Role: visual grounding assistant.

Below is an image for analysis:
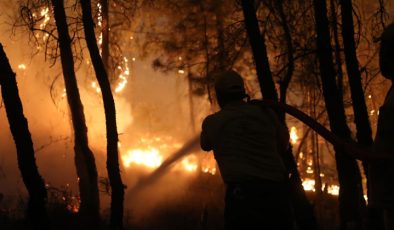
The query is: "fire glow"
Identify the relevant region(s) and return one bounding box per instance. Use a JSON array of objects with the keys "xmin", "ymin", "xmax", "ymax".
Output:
[
  {"xmin": 302, "ymin": 178, "xmax": 340, "ymax": 196},
  {"xmin": 119, "ymin": 137, "xmax": 216, "ymax": 175},
  {"xmin": 122, "ymin": 147, "xmax": 163, "ymax": 168}
]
